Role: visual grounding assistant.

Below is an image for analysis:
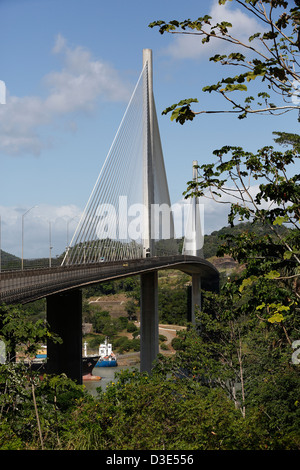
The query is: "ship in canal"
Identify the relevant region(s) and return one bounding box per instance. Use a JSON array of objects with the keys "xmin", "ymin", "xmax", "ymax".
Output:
[{"xmin": 95, "ymin": 337, "xmax": 117, "ymax": 367}]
